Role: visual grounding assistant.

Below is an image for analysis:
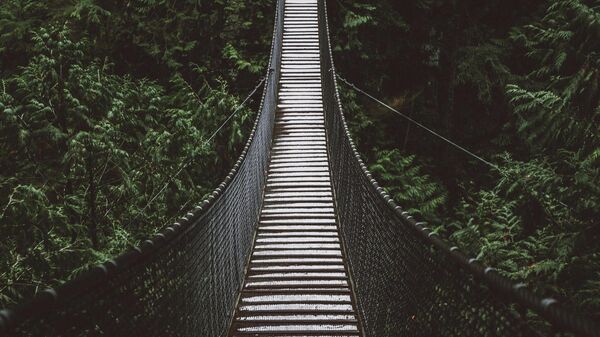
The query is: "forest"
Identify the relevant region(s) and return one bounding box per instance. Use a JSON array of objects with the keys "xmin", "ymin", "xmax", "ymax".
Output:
[{"xmin": 0, "ymin": 0, "xmax": 598, "ymax": 323}]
